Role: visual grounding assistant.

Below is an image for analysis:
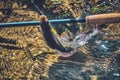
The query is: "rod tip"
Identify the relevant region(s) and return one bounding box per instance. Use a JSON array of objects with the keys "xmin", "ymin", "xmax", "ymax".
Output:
[{"xmin": 39, "ymin": 15, "xmax": 48, "ymax": 22}]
